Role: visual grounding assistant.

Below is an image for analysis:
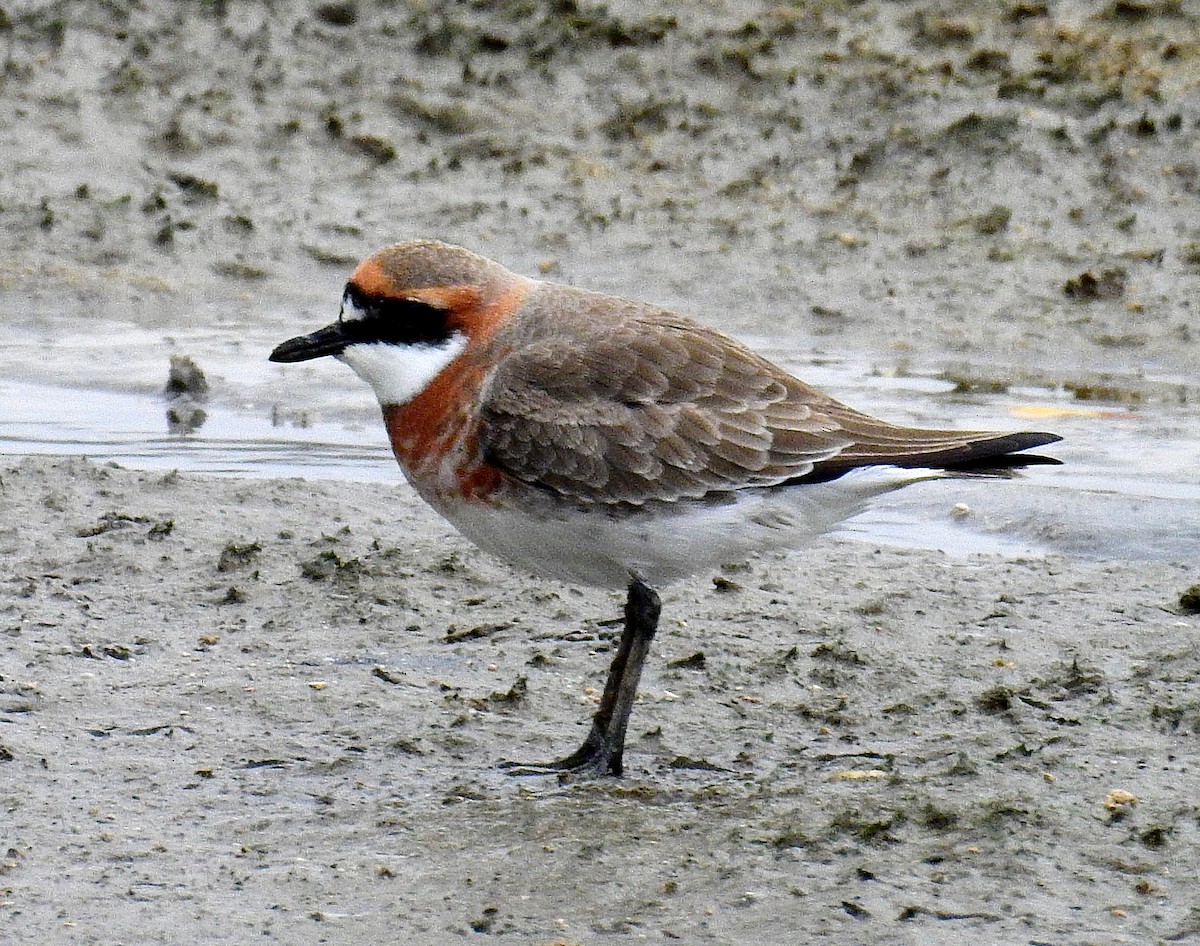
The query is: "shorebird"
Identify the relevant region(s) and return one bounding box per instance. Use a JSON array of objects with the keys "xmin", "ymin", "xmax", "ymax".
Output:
[{"xmin": 270, "ymin": 240, "xmax": 1060, "ymax": 775}]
